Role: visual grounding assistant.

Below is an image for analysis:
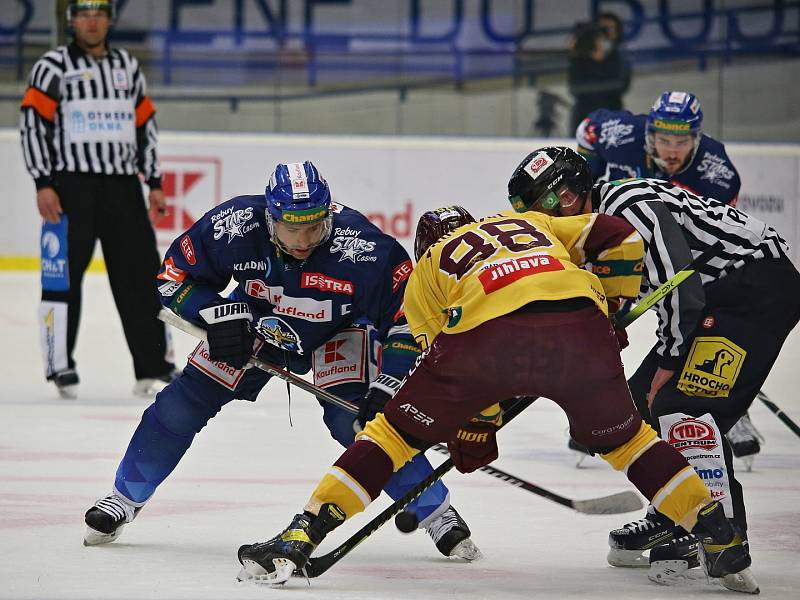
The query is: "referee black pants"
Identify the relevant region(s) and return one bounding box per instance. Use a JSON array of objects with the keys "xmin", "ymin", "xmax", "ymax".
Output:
[
  {"xmin": 40, "ymin": 173, "xmax": 174, "ymax": 381},
  {"xmin": 629, "ymin": 255, "xmax": 800, "ymax": 534}
]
